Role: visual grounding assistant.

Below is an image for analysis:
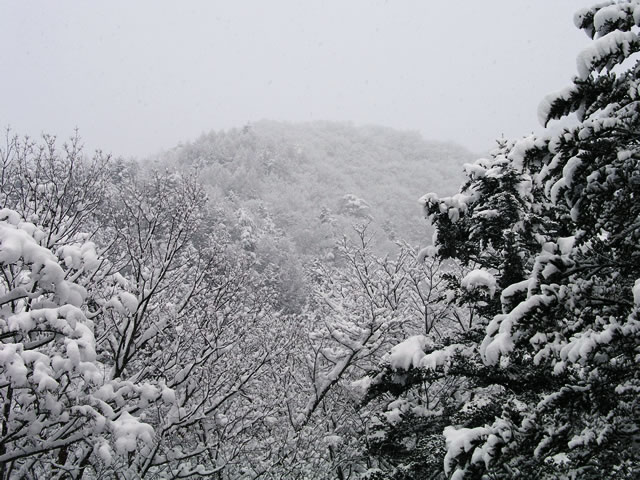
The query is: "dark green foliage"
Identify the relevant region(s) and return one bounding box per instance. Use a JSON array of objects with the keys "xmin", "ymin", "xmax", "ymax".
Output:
[{"xmin": 361, "ymin": 2, "xmax": 640, "ymax": 478}]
